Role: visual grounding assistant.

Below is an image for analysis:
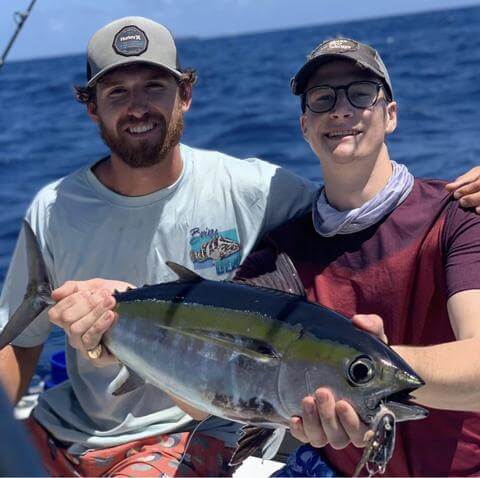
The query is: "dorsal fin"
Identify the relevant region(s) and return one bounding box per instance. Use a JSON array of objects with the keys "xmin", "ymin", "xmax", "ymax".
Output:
[
  {"xmin": 165, "ymin": 261, "xmax": 203, "ymax": 282},
  {"xmin": 235, "ymin": 252, "xmax": 306, "ymax": 297}
]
